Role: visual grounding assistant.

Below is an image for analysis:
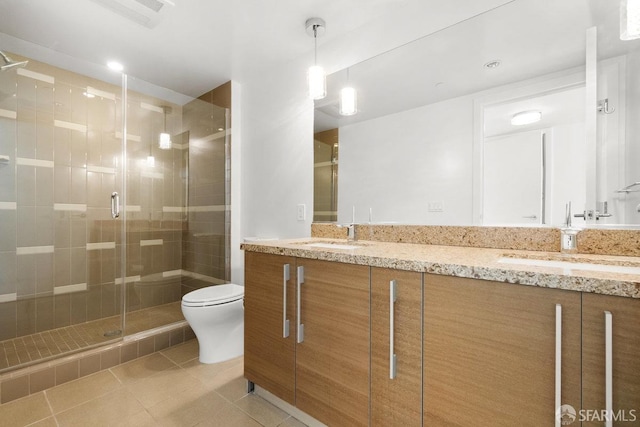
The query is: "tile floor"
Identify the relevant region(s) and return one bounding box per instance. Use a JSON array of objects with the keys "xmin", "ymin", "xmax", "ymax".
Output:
[
  {"xmin": 0, "ymin": 339, "xmax": 304, "ymax": 427},
  {"xmin": 1, "ymin": 302, "xmax": 184, "ymax": 371}
]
